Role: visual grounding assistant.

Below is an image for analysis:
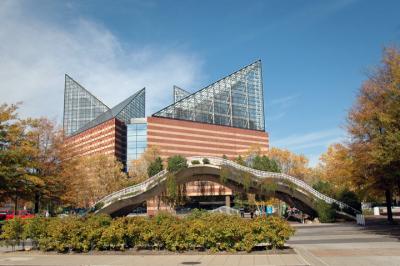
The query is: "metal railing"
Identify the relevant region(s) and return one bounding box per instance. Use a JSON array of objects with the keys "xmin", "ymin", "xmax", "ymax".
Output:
[
  {"xmin": 93, "ymin": 156, "xmax": 359, "ymax": 215},
  {"xmin": 95, "ymin": 169, "xmax": 168, "ymax": 210},
  {"xmin": 188, "ymin": 156, "xmax": 360, "ymax": 215}
]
